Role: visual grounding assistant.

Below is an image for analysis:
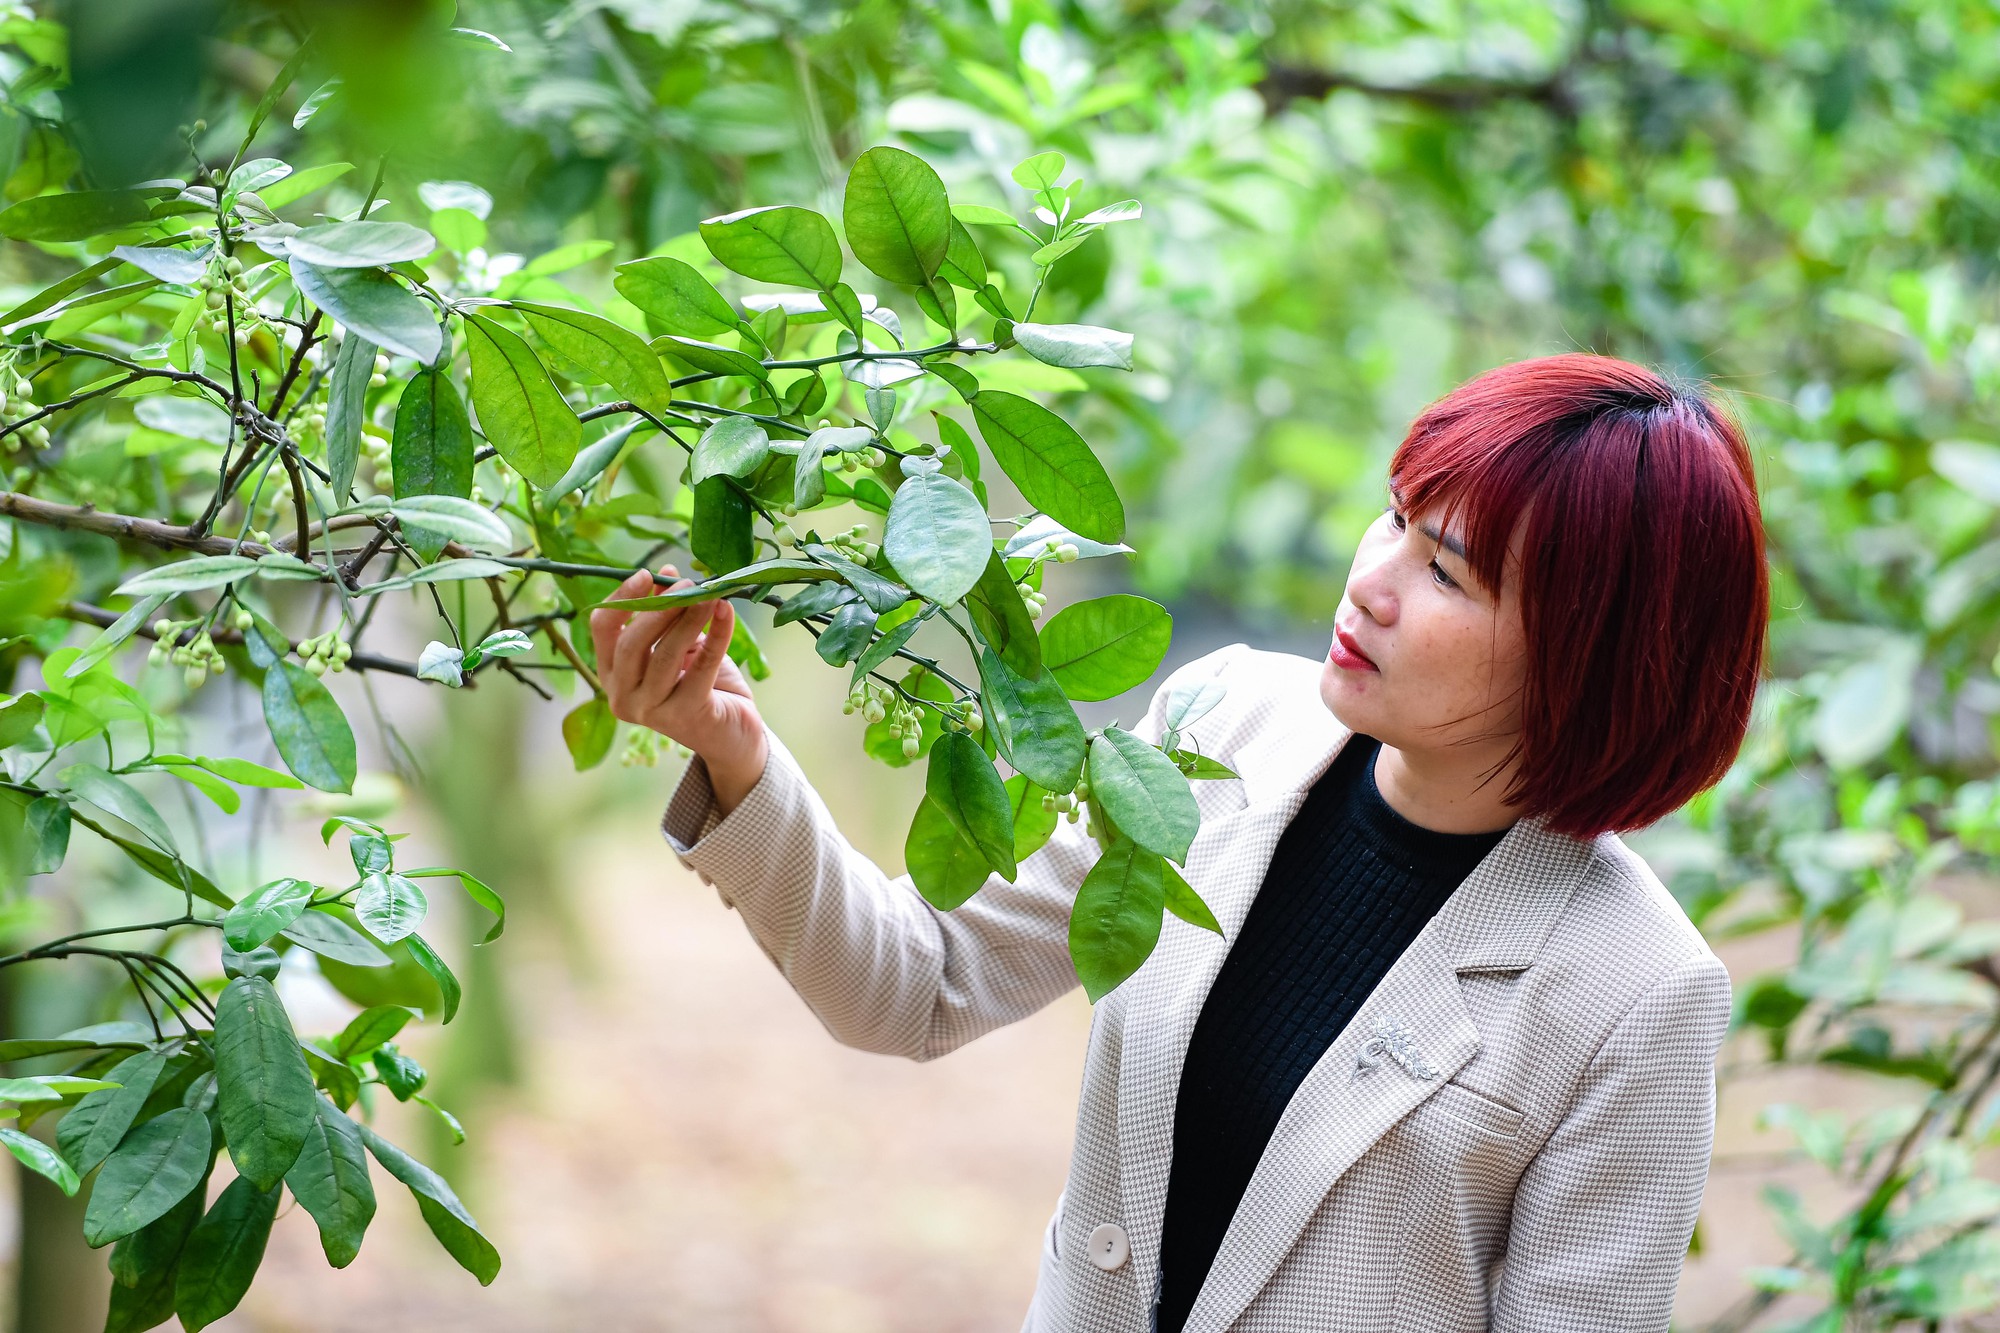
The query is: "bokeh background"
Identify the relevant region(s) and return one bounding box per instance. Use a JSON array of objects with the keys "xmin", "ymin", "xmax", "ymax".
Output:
[{"xmin": 12, "ymin": 0, "xmax": 2000, "ymax": 1327}]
